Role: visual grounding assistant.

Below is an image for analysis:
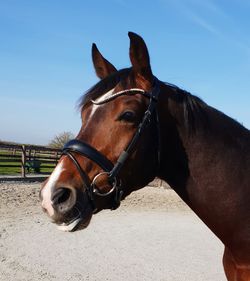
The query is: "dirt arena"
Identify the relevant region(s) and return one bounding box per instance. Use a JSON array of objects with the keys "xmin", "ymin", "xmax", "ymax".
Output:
[{"xmin": 0, "ymin": 182, "xmax": 226, "ymax": 281}]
